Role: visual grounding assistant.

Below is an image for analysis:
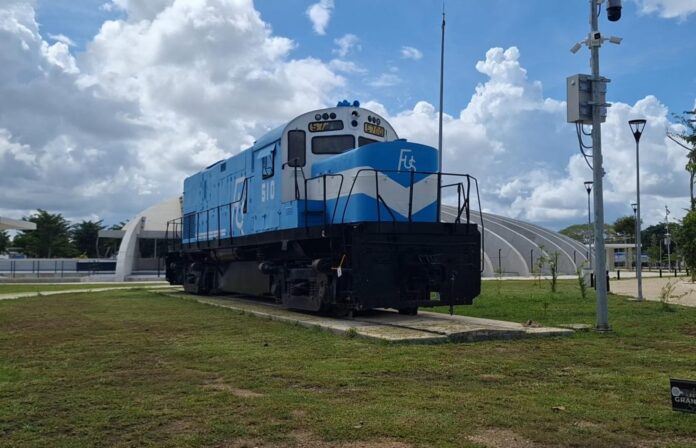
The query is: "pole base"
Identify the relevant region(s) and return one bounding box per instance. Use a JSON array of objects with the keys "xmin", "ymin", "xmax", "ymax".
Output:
[{"xmin": 594, "ymin": 325, "xmax": 613, "ymax": 333}]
